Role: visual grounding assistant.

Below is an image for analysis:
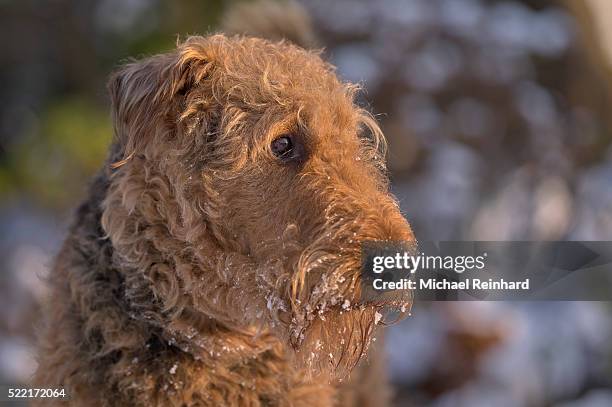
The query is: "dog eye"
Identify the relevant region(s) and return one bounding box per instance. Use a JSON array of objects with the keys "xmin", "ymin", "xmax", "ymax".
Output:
[{"xmin": 271, "ymin": 135, "xmax": 294, "ymax": 159}]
